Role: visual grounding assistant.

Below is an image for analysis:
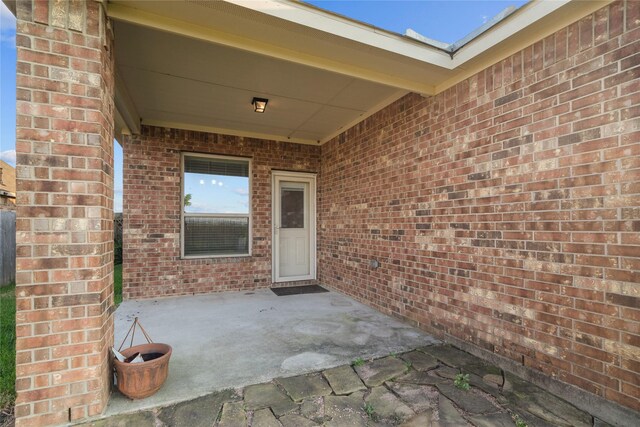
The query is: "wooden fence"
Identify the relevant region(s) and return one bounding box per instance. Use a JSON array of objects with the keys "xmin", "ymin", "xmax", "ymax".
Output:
[
  {"xmin": 0, "ymin": 210, "xmax": 16, "ymax": 286},
  {"xmin": 0, "ymin": 212, "xmax": 122, "ymax": 285},
  {"xmin": 114, "ymin": 213, "xmax": 122, "ymax": 264}
]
